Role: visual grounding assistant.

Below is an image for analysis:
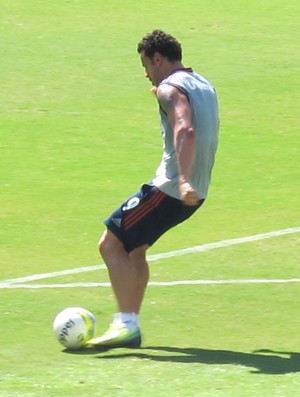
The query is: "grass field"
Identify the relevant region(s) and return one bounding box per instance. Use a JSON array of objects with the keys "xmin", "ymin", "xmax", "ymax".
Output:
[{"xmin": 1, "ymin": 0, "xmax": 300, "ymax": 396}]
